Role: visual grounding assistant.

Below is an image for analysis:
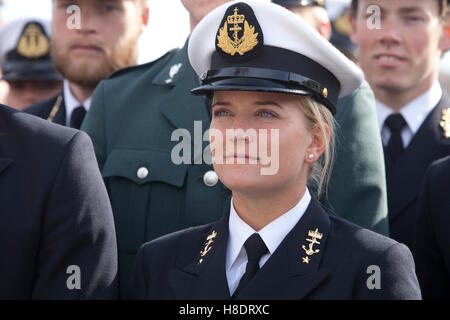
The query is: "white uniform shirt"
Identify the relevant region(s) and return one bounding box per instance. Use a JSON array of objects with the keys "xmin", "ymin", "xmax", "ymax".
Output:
[
  {"xmin": 225, "ymin": 189, "xmax": 311, "ymax": 295},
  {"xmin": 63, "ymin": 80, "xmax": 92, "ymax": 127},
  {"xmin": 377, "ymin": 81, "xmax": 442, "ymax": 149}
]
